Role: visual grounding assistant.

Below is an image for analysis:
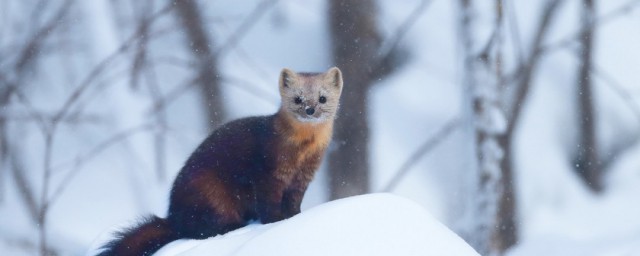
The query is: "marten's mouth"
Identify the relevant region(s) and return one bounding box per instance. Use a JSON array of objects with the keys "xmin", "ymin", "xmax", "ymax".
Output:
[{"xmin": 295, "ymin": 113, "xmax": 327, "ymax": 123}]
